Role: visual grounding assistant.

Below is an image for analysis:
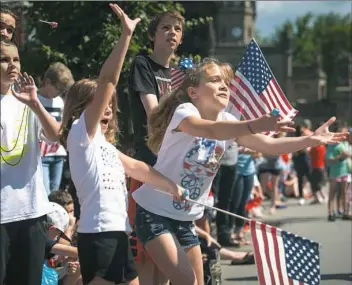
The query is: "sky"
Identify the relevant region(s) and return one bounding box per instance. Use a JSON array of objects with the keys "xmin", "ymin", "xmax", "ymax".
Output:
[{"xmin": 256, "ymin": 1, "xmax": 352, "ymax": 37}]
